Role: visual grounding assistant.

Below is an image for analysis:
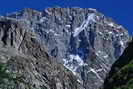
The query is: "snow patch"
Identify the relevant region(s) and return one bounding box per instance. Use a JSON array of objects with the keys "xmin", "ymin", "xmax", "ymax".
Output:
[
  {"xmin": 87, "ymin": 68, "xmax": 103, "ymax": 82},
  {"xmin": 105, "ymin": 21, "xmax": 115, "ymax": 27},
  {"xmin": 77, "ymin": 79, "xmax": 82, "ymax": 83},
  {"xmin": 108, "ymin": 31, "xmax": 113, "ymax": 34},
  {"xmin": 108, "ymin": 22, "xmax": 115, "ymax": 27},
  {"xmin": 120, "ymin": 33, "xmax": 124, "ymax": 36},
  {"xmin": 88, "ymin": 8, "xmax": 97, "ymax": 12},
  {"xmin": 116, "ymin": 34, "xmax": 119, "ymax": 37},
  {"xmin": 48, "ymin": 29, "xmax": 59, "ymax": 36},
  {"xmin": 96, "ymin": 51, "xmax": 102, "ymax": 56},
  {"xmin": 120, "ymin": 40, "xmax": 124, "ymax": 48},
  {"xmin": 96, "ymin": 50, "xmax": 109, "ymax": 59},
  {"xmin": 98, "ymin": 32, "xmax": 103, "ymax": 35},
  {"xmin": 63, "ymin": 54, "xmax": 85, "ymax": 75},
  {"xmin": 73, "ymin": 14, "xmax": 96, "ymax": 37},
  {"xmin": 65, "ymin": 25, "xmax": 71, "ymax": 28},
  {"xmin": 69, "ymin": 55, "xmax": 84, "ymax": 66},
  {"xmin": 40, "ymin": 17, "xmax": 47, "ymax": 23},
  {"xmin": 103, "ymin": 55, "xmax": 109, "ymax": 58}
]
